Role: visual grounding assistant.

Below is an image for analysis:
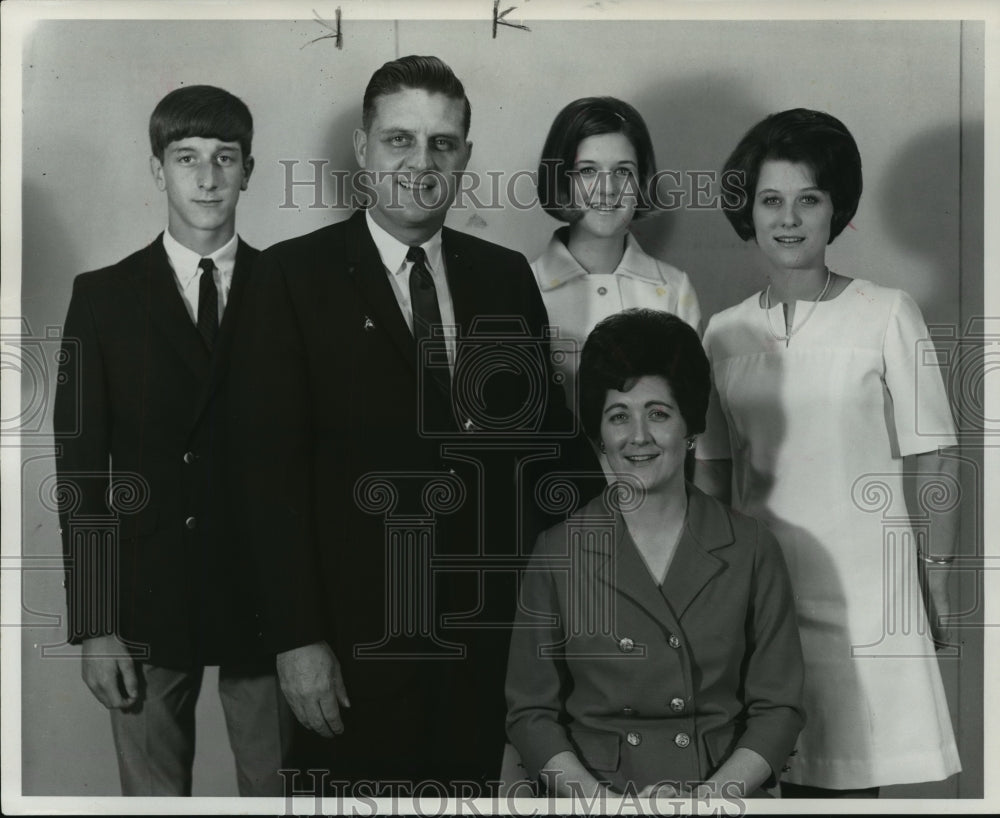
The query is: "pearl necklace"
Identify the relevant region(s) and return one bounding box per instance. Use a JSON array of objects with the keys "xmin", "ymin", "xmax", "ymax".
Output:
[{"xmin": 764, "ymin": 267, "xmax": 833, "ymax": 343}]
